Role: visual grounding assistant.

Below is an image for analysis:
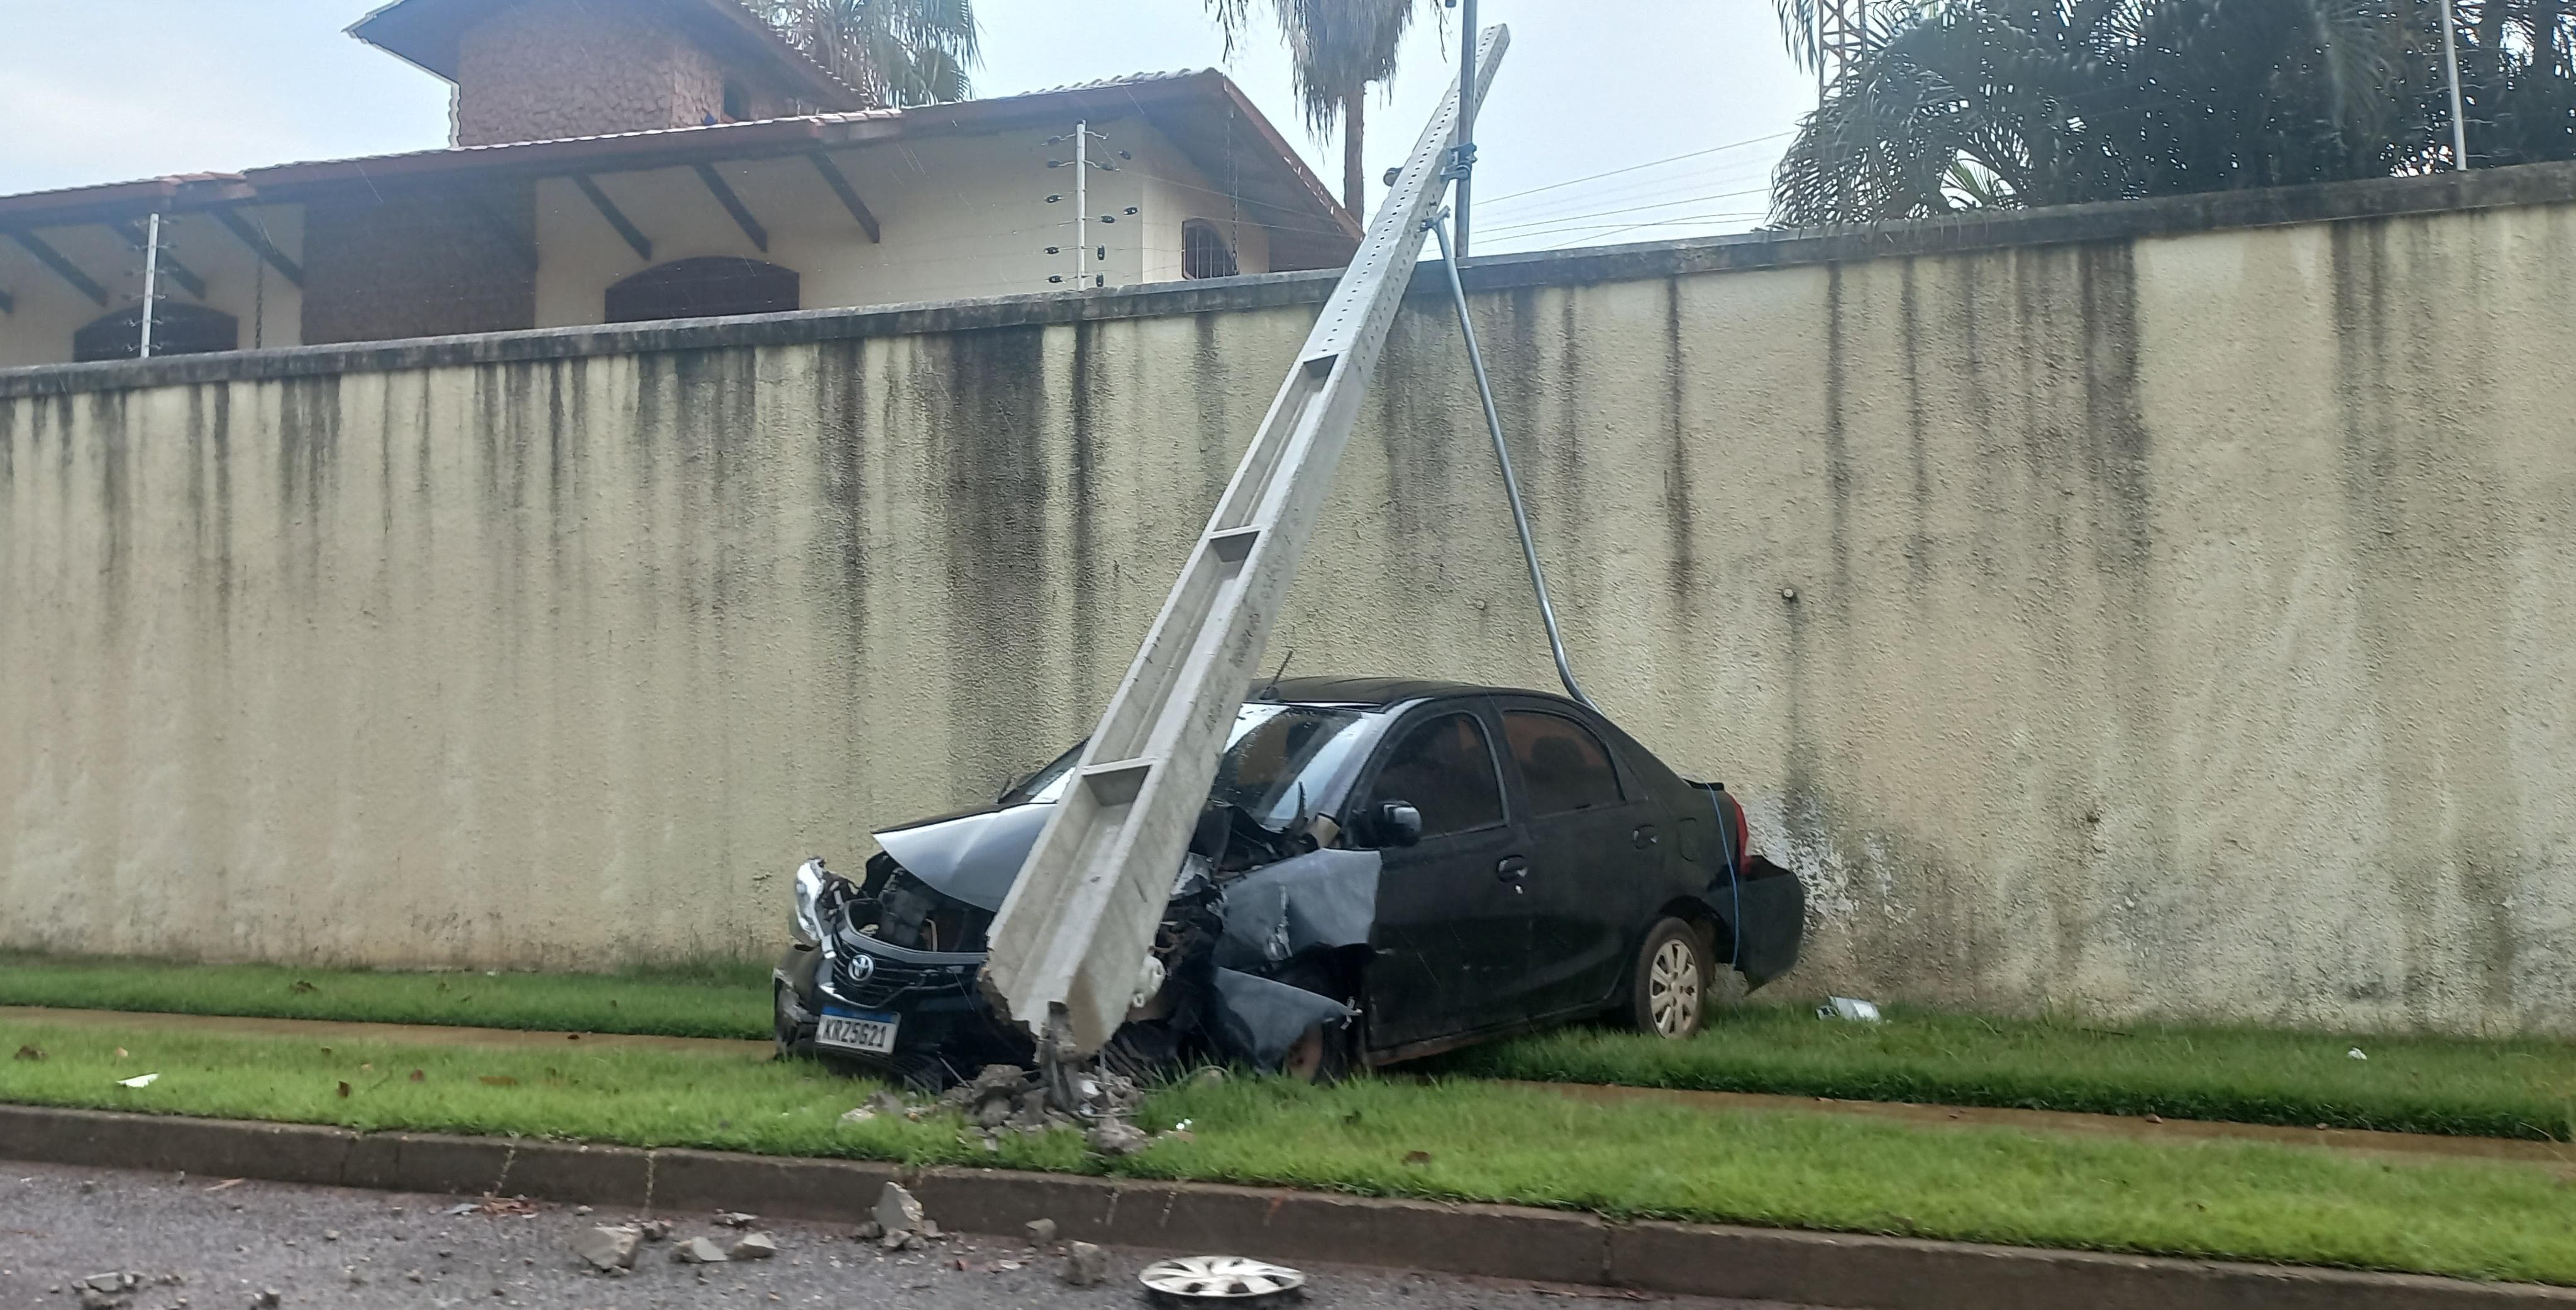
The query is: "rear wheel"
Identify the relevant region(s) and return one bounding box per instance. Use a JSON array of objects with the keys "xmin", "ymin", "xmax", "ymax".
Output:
[{"xmin": 1629, "ymin": 918, "xmax": 1709, "ymax": 1040}]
